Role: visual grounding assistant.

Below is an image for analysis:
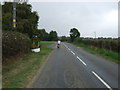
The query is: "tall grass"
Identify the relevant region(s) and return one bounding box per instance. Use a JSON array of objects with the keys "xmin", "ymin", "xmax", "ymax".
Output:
[{"xmin": 72, "ymin": 42, "xmax": 119, "ymax": 63}]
